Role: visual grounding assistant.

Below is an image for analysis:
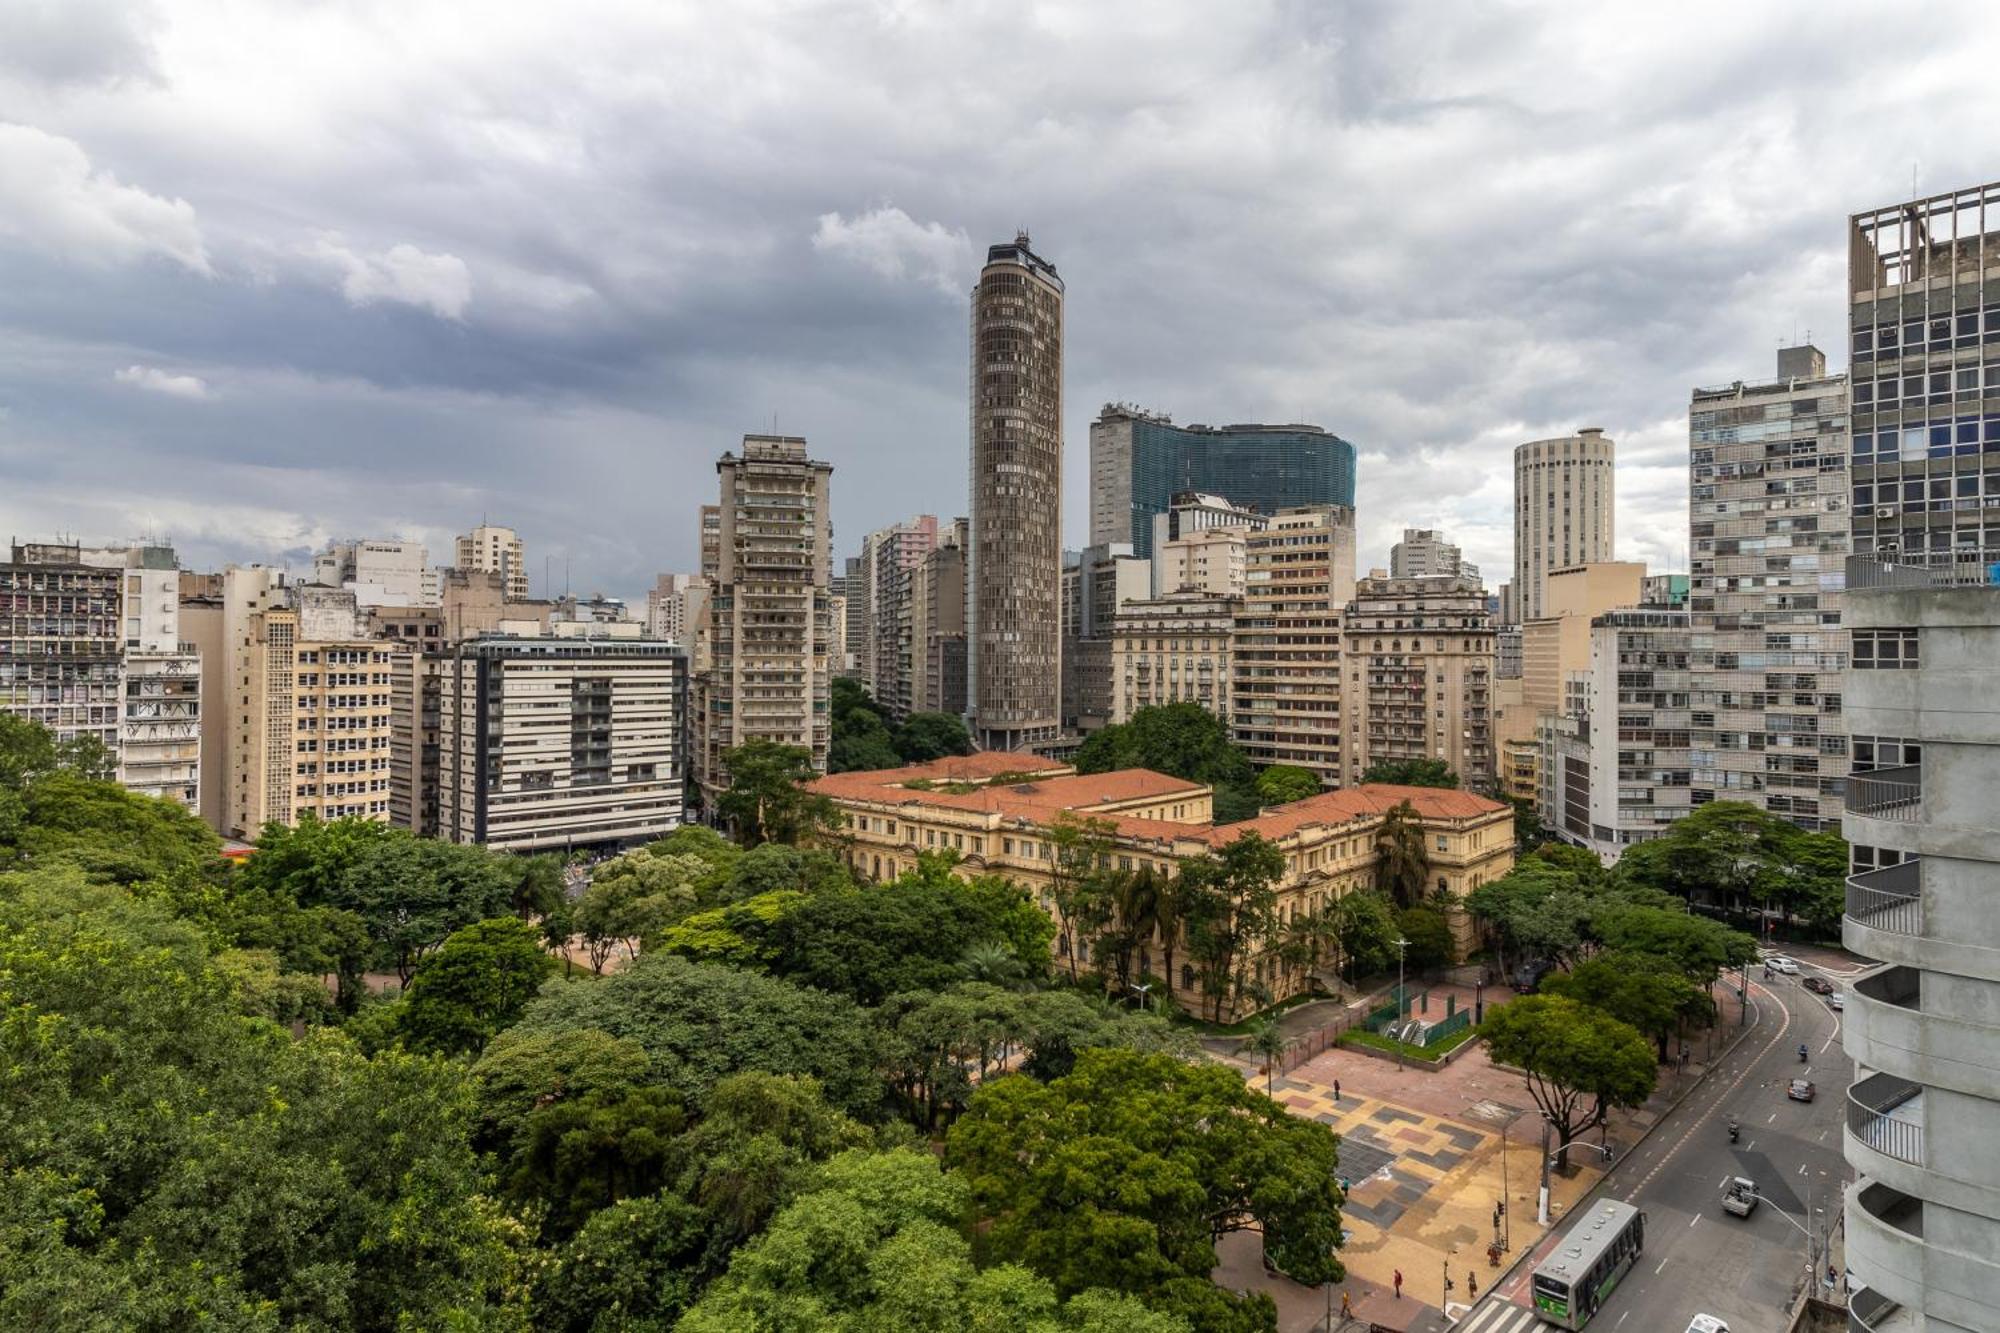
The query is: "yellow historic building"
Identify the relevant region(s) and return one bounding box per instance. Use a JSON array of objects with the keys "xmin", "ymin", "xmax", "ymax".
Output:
[{"xmin": 808, "ymin": 751, "xmax": 1515, "ymax": 1018}]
